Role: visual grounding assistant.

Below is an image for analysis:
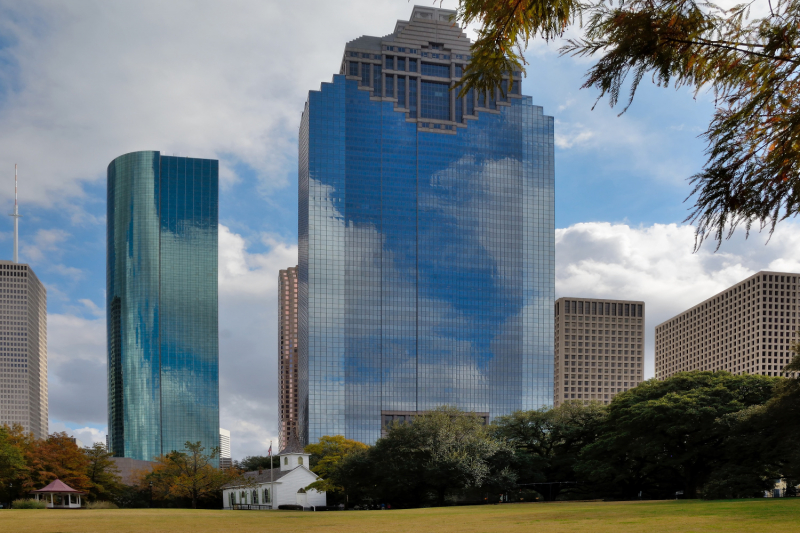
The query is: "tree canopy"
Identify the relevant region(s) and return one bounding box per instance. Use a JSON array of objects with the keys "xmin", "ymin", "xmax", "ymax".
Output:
[
  {"xmin": 308, "ymin": 370, "xmax": 800, "ymax": 506},
  {"xmin": 492, "ymin": 401, "xmax": 606, "ymax": 500},
  {"xmin": 455, "ymin": 0, "xmax": 800, "ymax": 247},
  {"xmin": 83, "ymin": 442, "xmax": 122, "ymax": 502},
  {"xmin": 335, "ymin": 406, "xmax": 510, "ymax": 507},
  {"xmin": 237, "ymin": 455, "xmax": 278, "ymax": 472},
  {"xmin": 143, "ymin": 442, "xmax": 235, "ymax": 509},
  {"xmin": 576, "ymin": 372, "xmax": 778, "ymax": 498},
  {"xmin": 0, "ymin": 425, "xmax": 26, "ymax": 503},
  {"xmin": 0, "ymin": 426, "xmax": 124, "ymax": 505},
  {"xmin": 304, "ymin": 435, "xmax": 369, "ymax": 497}
]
